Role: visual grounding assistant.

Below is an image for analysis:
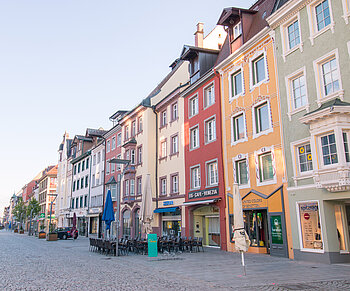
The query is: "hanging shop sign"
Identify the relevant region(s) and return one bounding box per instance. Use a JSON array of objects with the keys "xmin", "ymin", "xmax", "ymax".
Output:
[{"xmin": 188, "ymin": 187, "xmax": 219, "ymax": 200}]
